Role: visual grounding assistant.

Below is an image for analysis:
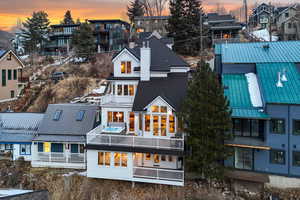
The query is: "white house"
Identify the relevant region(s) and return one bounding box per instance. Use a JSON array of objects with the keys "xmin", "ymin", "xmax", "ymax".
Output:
[
  {"xmin": 0, "ymin": 112, "xmax": 44, "ymax": 161},
  {"xmin": 31, "ymin": 104, "xmax": 100, "ymax": 169},
  {"xmin": 86, "ymin": 36, "xmax": 190, "ymax": 186}
]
